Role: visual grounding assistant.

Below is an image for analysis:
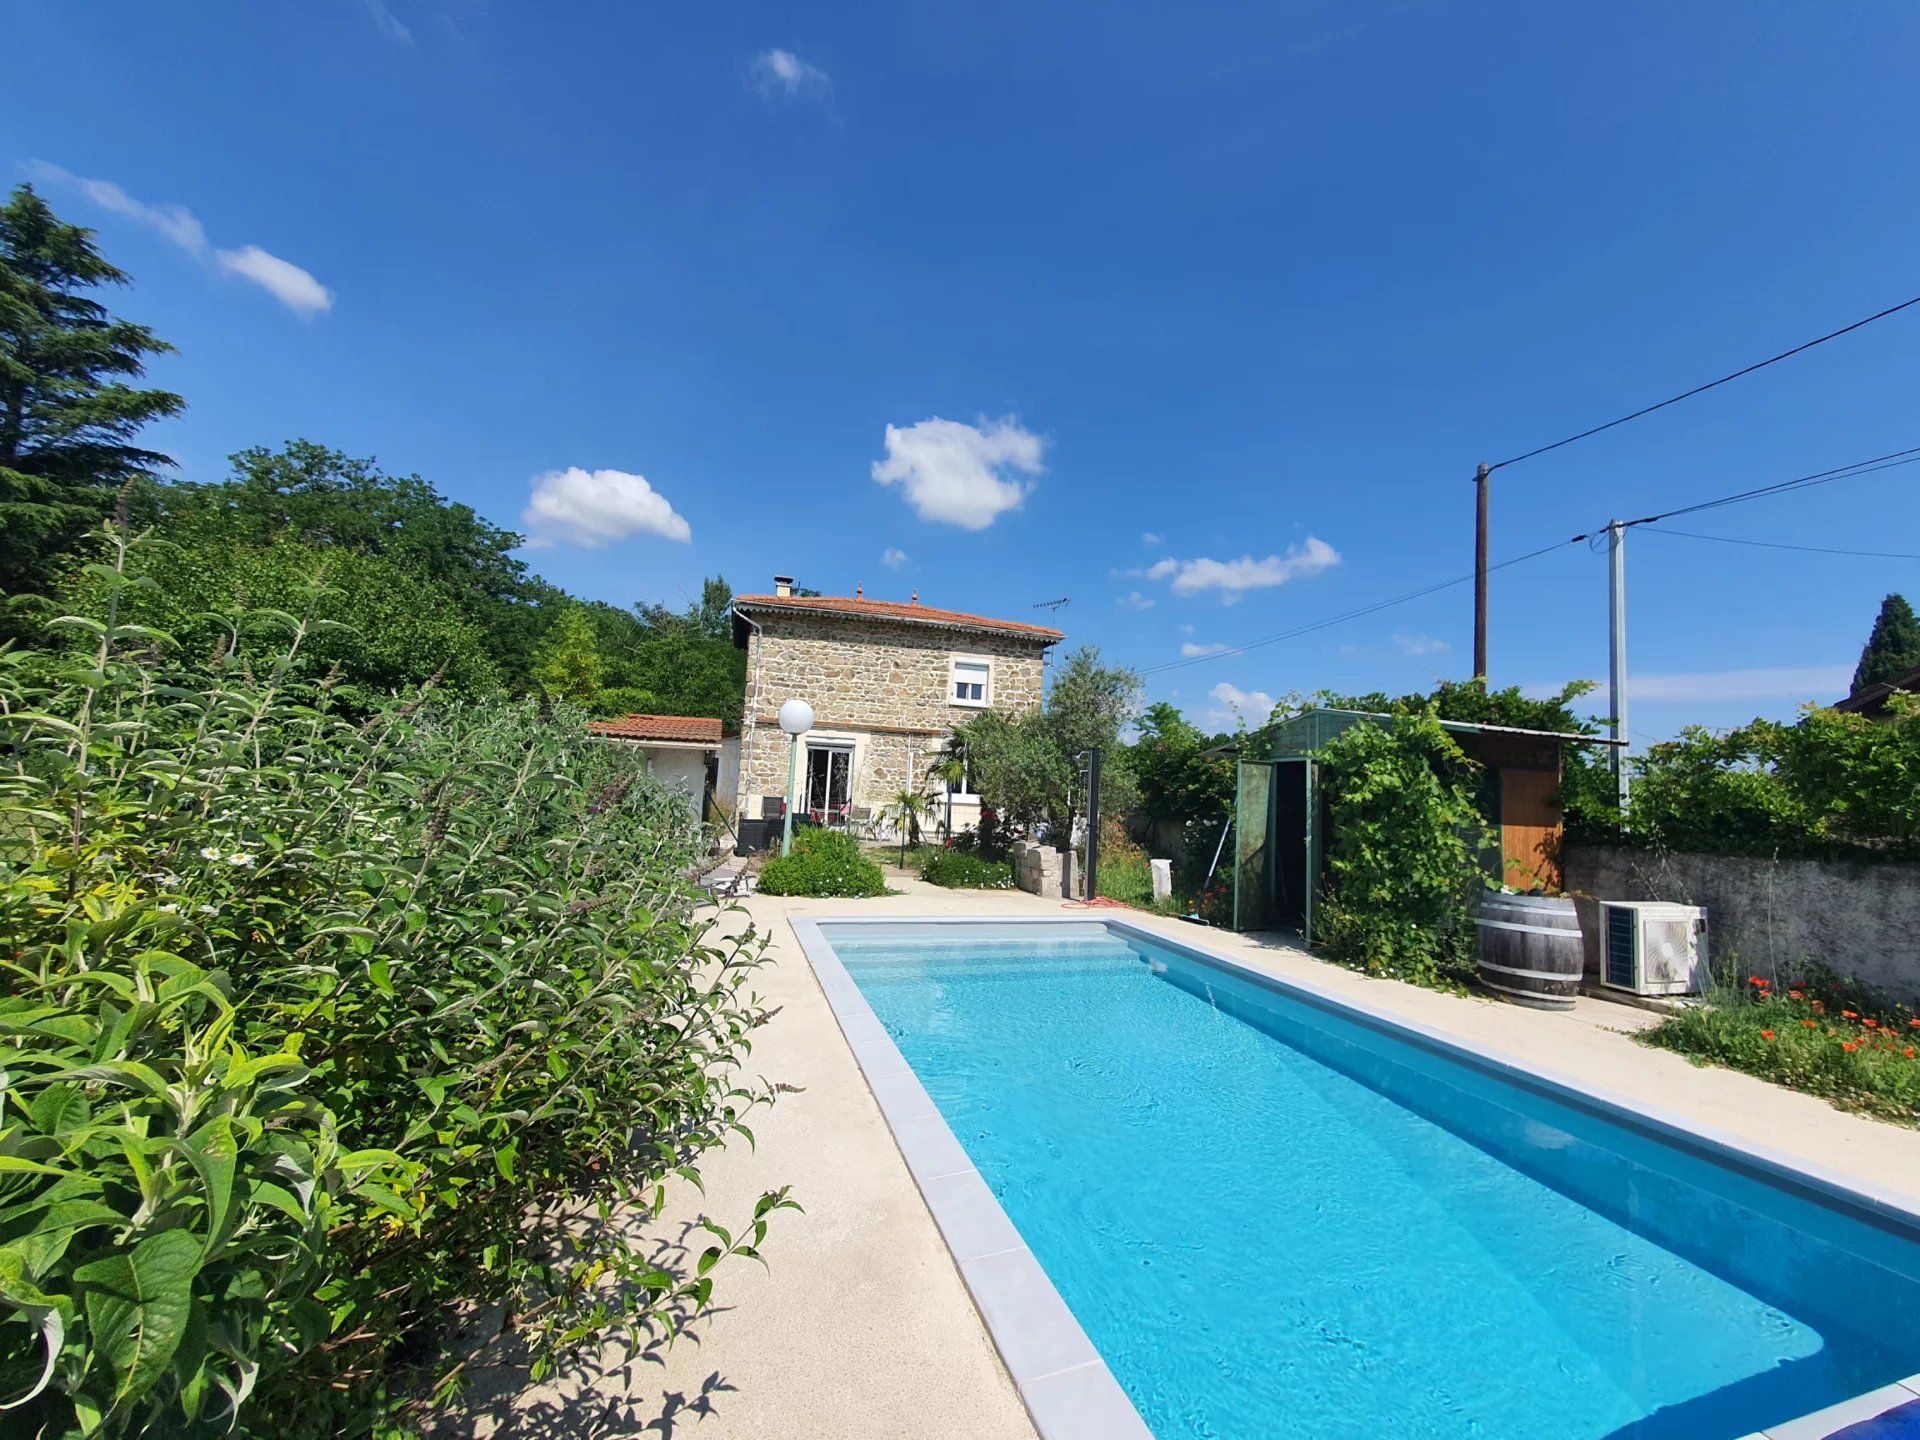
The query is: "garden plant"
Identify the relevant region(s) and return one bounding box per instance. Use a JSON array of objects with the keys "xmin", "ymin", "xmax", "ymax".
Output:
[
  {"xmin": 755, "ymin": 828, "xmax": 889, "ymax": 898},
  {"xmin": 0, "ymin": 526, "xmax": 790, "ymax": 1437},
  {"xmin": 1312, "ymin": 711, "xmax": 1493, "ymax": 989},
  {"xmin": 1642, "ymin": 969, "xmax": 1920, "ymax": 1125}
]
